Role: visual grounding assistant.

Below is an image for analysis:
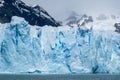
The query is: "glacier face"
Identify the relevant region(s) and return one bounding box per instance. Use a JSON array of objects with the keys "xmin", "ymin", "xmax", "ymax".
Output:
[{"xmin": 0, "ymin": 16, "xmax": 120, "ymax": 74}]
